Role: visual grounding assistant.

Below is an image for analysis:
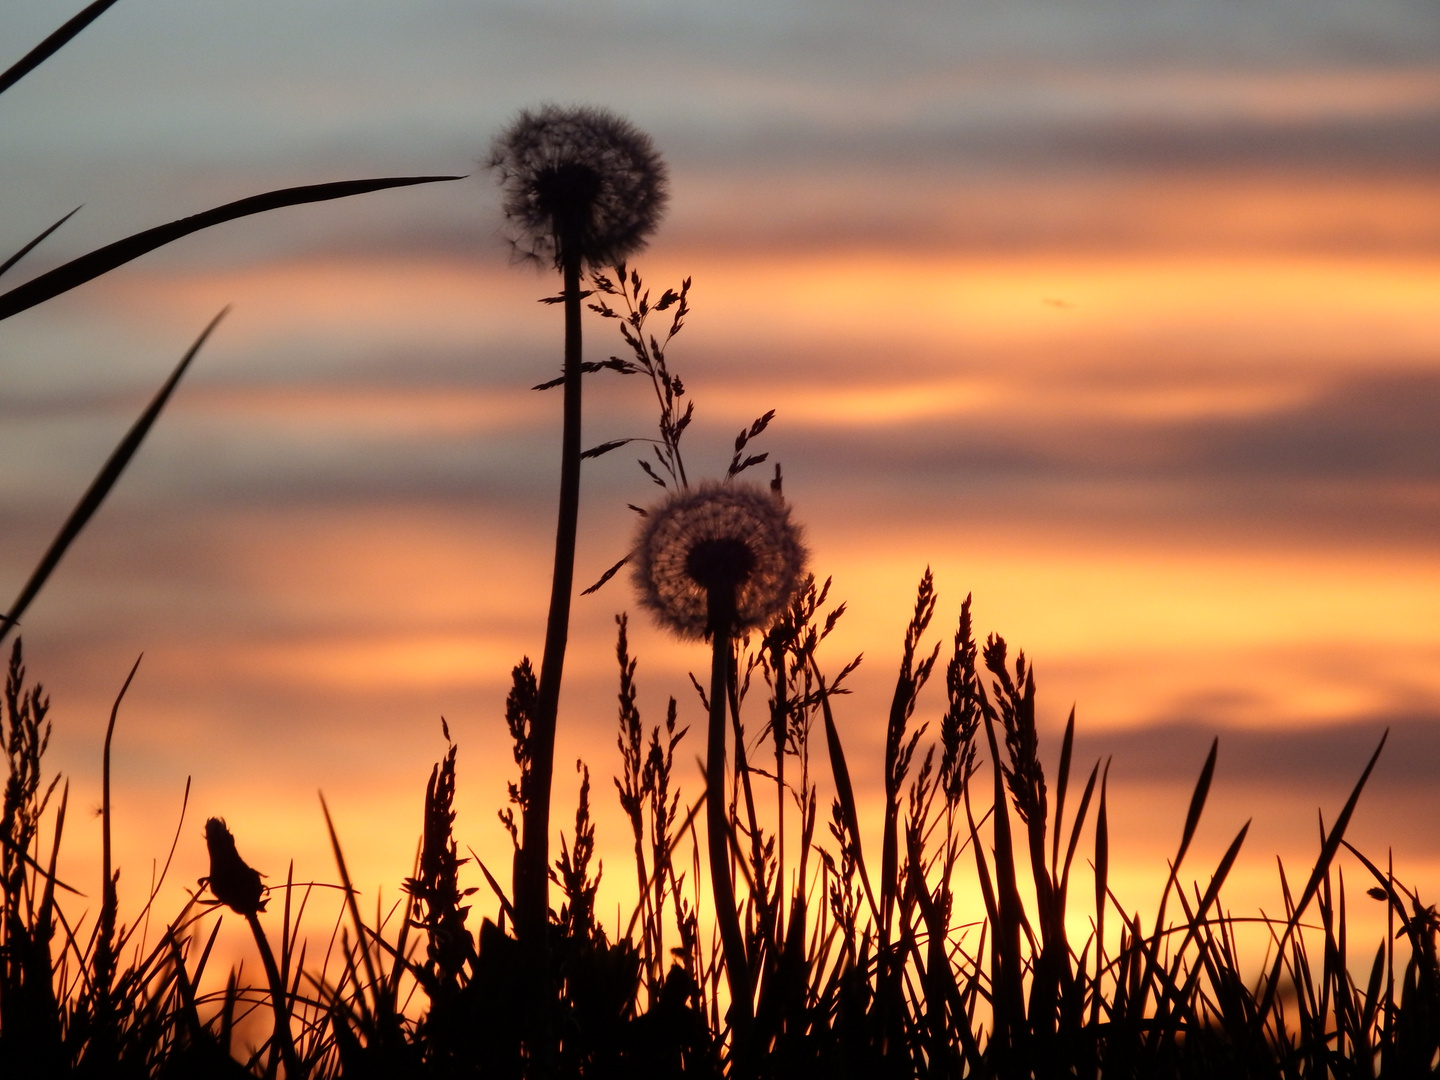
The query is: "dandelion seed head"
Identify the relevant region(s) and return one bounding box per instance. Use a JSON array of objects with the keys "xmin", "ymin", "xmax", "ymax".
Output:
[
  {"xmin": 487, "ymin": 104, "xmax": 668, "ymax": 270},
  {"xmin": 633, "ymin": 483, "xmax": 807, "ymax": 640}
]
